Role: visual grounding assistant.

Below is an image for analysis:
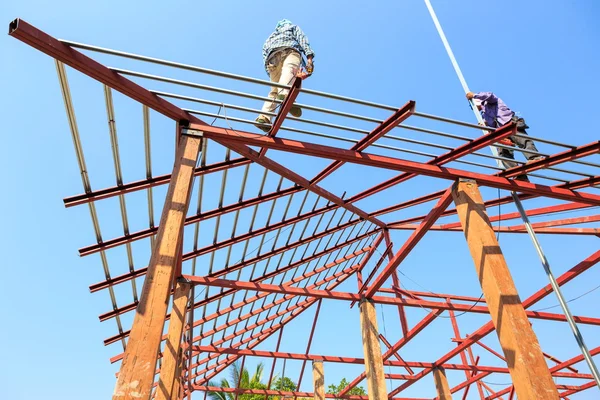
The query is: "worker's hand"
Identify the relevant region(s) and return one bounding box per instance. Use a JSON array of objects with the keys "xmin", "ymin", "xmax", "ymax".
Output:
[
  {"xmin": 478, "ymin": 121, "xmax": 486, "ymax": 126},
  {"xmin": 466, "ymin": 92, "xmax": 475, "ymax": 100},
  {"xmin": 306, "ymin": 57, "xmax": 314, "ymax": 75}
]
